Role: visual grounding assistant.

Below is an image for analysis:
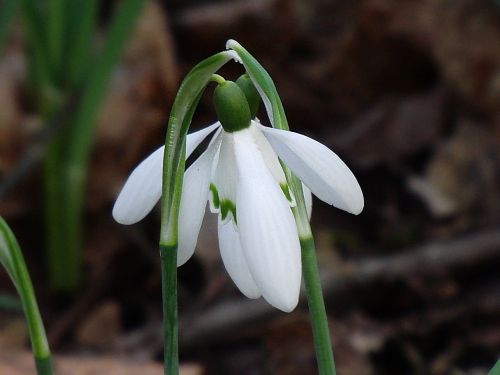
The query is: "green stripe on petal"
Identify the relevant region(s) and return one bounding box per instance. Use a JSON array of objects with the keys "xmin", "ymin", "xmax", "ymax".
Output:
[
  {"xmin": 209, "ymin": 183, "xmax": 220, "ymax": 209},
  {"xmin": 220, "ymin": 199, "xmax": 237, "ymax": 224},
  {"xmin": 280, "ymin": 182, "xmax": 295, "ymax": 205}
]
